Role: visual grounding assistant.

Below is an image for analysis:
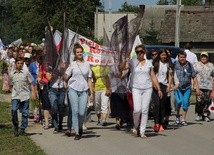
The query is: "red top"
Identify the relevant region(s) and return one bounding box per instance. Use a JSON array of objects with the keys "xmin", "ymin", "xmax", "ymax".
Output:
[{"xmin": 39, "ymin": 64, "xmax": 49, "ymax": 84}]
